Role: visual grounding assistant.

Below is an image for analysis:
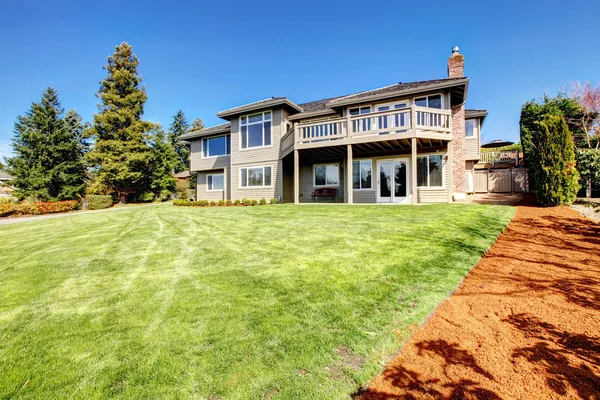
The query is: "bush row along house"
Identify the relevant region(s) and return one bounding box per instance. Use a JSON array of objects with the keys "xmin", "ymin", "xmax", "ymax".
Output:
[{"xmin": 180, "ymin": 47, "xmax": 487, "ymax": 204}]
